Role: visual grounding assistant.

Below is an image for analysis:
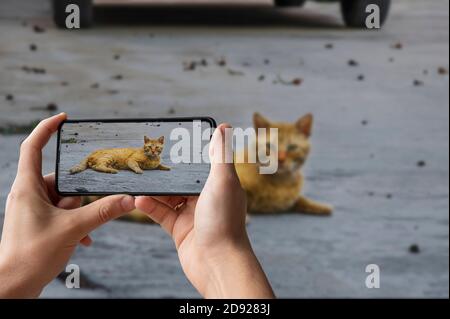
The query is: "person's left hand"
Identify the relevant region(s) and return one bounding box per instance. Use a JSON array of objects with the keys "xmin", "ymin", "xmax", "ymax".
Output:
[{"xmin": 0, "ymin": 113, "xmax": 135, "ymax": 298}]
